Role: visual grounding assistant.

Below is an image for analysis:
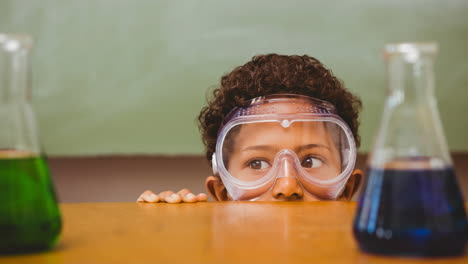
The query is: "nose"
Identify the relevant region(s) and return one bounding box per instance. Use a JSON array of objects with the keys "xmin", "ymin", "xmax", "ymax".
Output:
[
  {"xmin": 270, "ymin": 155, "xmax": 304, "ymax": 201},
  {"xmin": 271, "ymin": 177, "xmax": 304, "ymax": 201}
]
